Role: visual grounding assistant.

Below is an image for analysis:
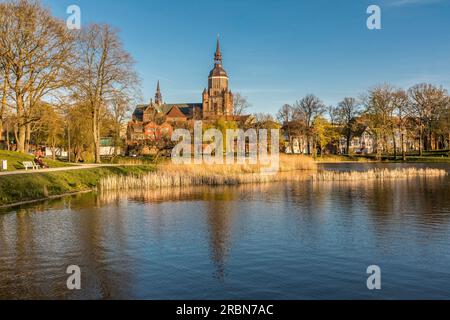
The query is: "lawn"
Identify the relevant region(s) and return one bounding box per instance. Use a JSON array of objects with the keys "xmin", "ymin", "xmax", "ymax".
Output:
[
  {"xmin": 314, "ymin": 153, "xmax": 450, "ymax": 163},
  {"xmin": 0, "ymin": 150, "xmax": 73, "ymax": 172}
]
